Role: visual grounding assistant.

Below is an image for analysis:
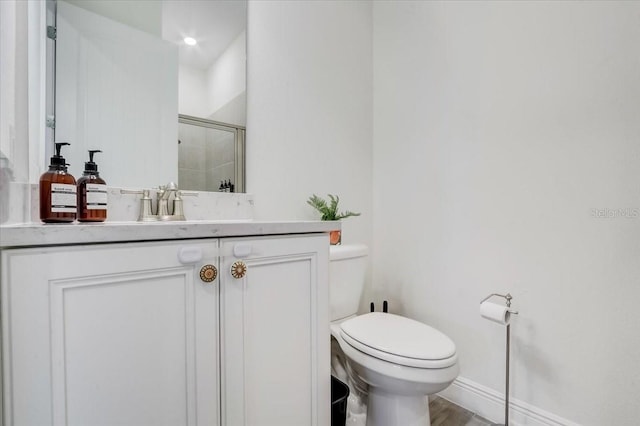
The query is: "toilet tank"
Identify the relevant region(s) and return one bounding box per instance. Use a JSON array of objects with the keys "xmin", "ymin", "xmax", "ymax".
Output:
[{"xmin": 330, "ymin": 244, "xmax": 369, "ymax": 321}]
